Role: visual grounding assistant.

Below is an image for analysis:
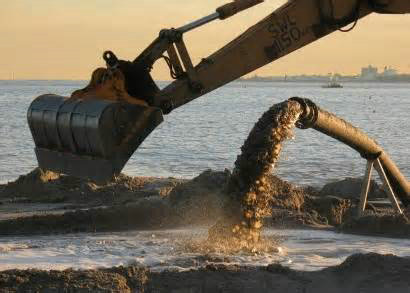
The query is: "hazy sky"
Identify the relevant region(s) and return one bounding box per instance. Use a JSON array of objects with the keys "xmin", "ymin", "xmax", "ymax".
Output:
[{"xmin": 1, "ymin": 0, "xmax": 410, "ymax": 80}]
